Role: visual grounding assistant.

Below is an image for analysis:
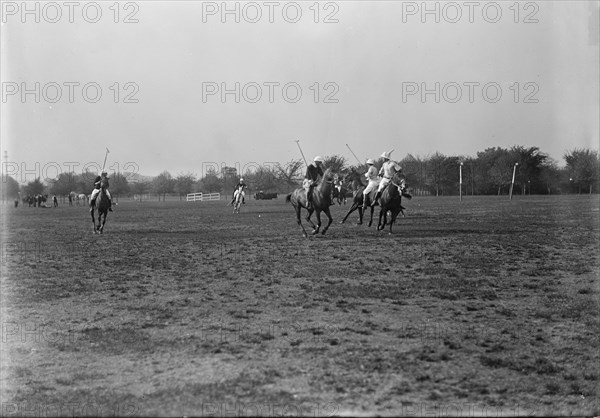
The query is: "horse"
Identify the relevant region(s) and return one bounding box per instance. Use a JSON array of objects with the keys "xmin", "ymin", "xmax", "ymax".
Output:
[
  {"xmin": 332, "ymin": 177, "xmax": 347, "ymax": 205},
  {"xmin": 286, "ymin": 168, "xmax": 335, "ymax": 237},
  {"xmin": 77, "ymin": 194, "xmax": 87, "ymax": 206},
  {"xmin": 91, "ymin": 187, "xmax": 110, "ymax": 234},
  {"xmin": 232, "ymin": 189, "xmax": 243, "ymax": 214},
  {"xmin": 339, "ymin": 167, "xmax": 378, "ymax": 226},
  {"xmin": 36, "ymin": 194, "xmax": 47, "ymax": 208},
  {"xmin": 340, "ymin": 167, "xmax": 411, "ymax": 228},
  {"xmin": 375, "ymin": 171, "xmax": 411, "ymax": 234},
  {"xmin": 69, "ymin": 191, "xmax": 77, "ymax": 206},
  {"xmin": 23, "ymin": 195, "xmax": 33, "ymax": 207}
]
